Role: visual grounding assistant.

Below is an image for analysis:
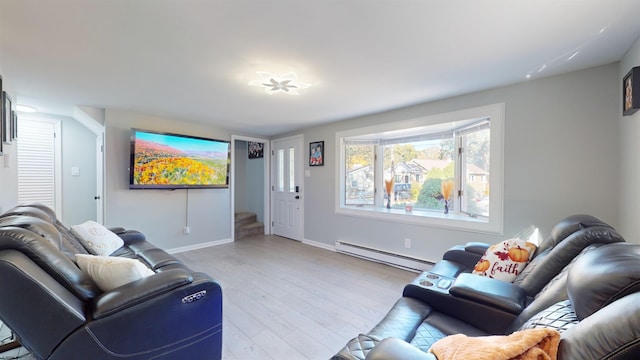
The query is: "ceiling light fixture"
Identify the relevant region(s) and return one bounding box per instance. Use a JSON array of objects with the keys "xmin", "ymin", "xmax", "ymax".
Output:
[
  {"xmin": 248, "ymin": 71, "xmax": 311, "ymax": 95},
  {"xmin": 16, "ymin": 104, "xmax": 37, "ymax": 112}
]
